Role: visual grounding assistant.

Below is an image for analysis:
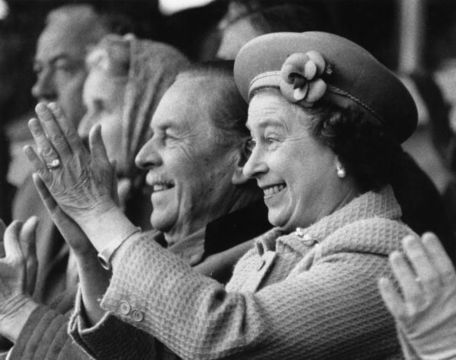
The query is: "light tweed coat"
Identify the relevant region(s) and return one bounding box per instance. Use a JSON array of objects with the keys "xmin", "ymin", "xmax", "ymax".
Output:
[{"xmin": 70, "ymin": 186, "xmax": 412, "ymax": 360}]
